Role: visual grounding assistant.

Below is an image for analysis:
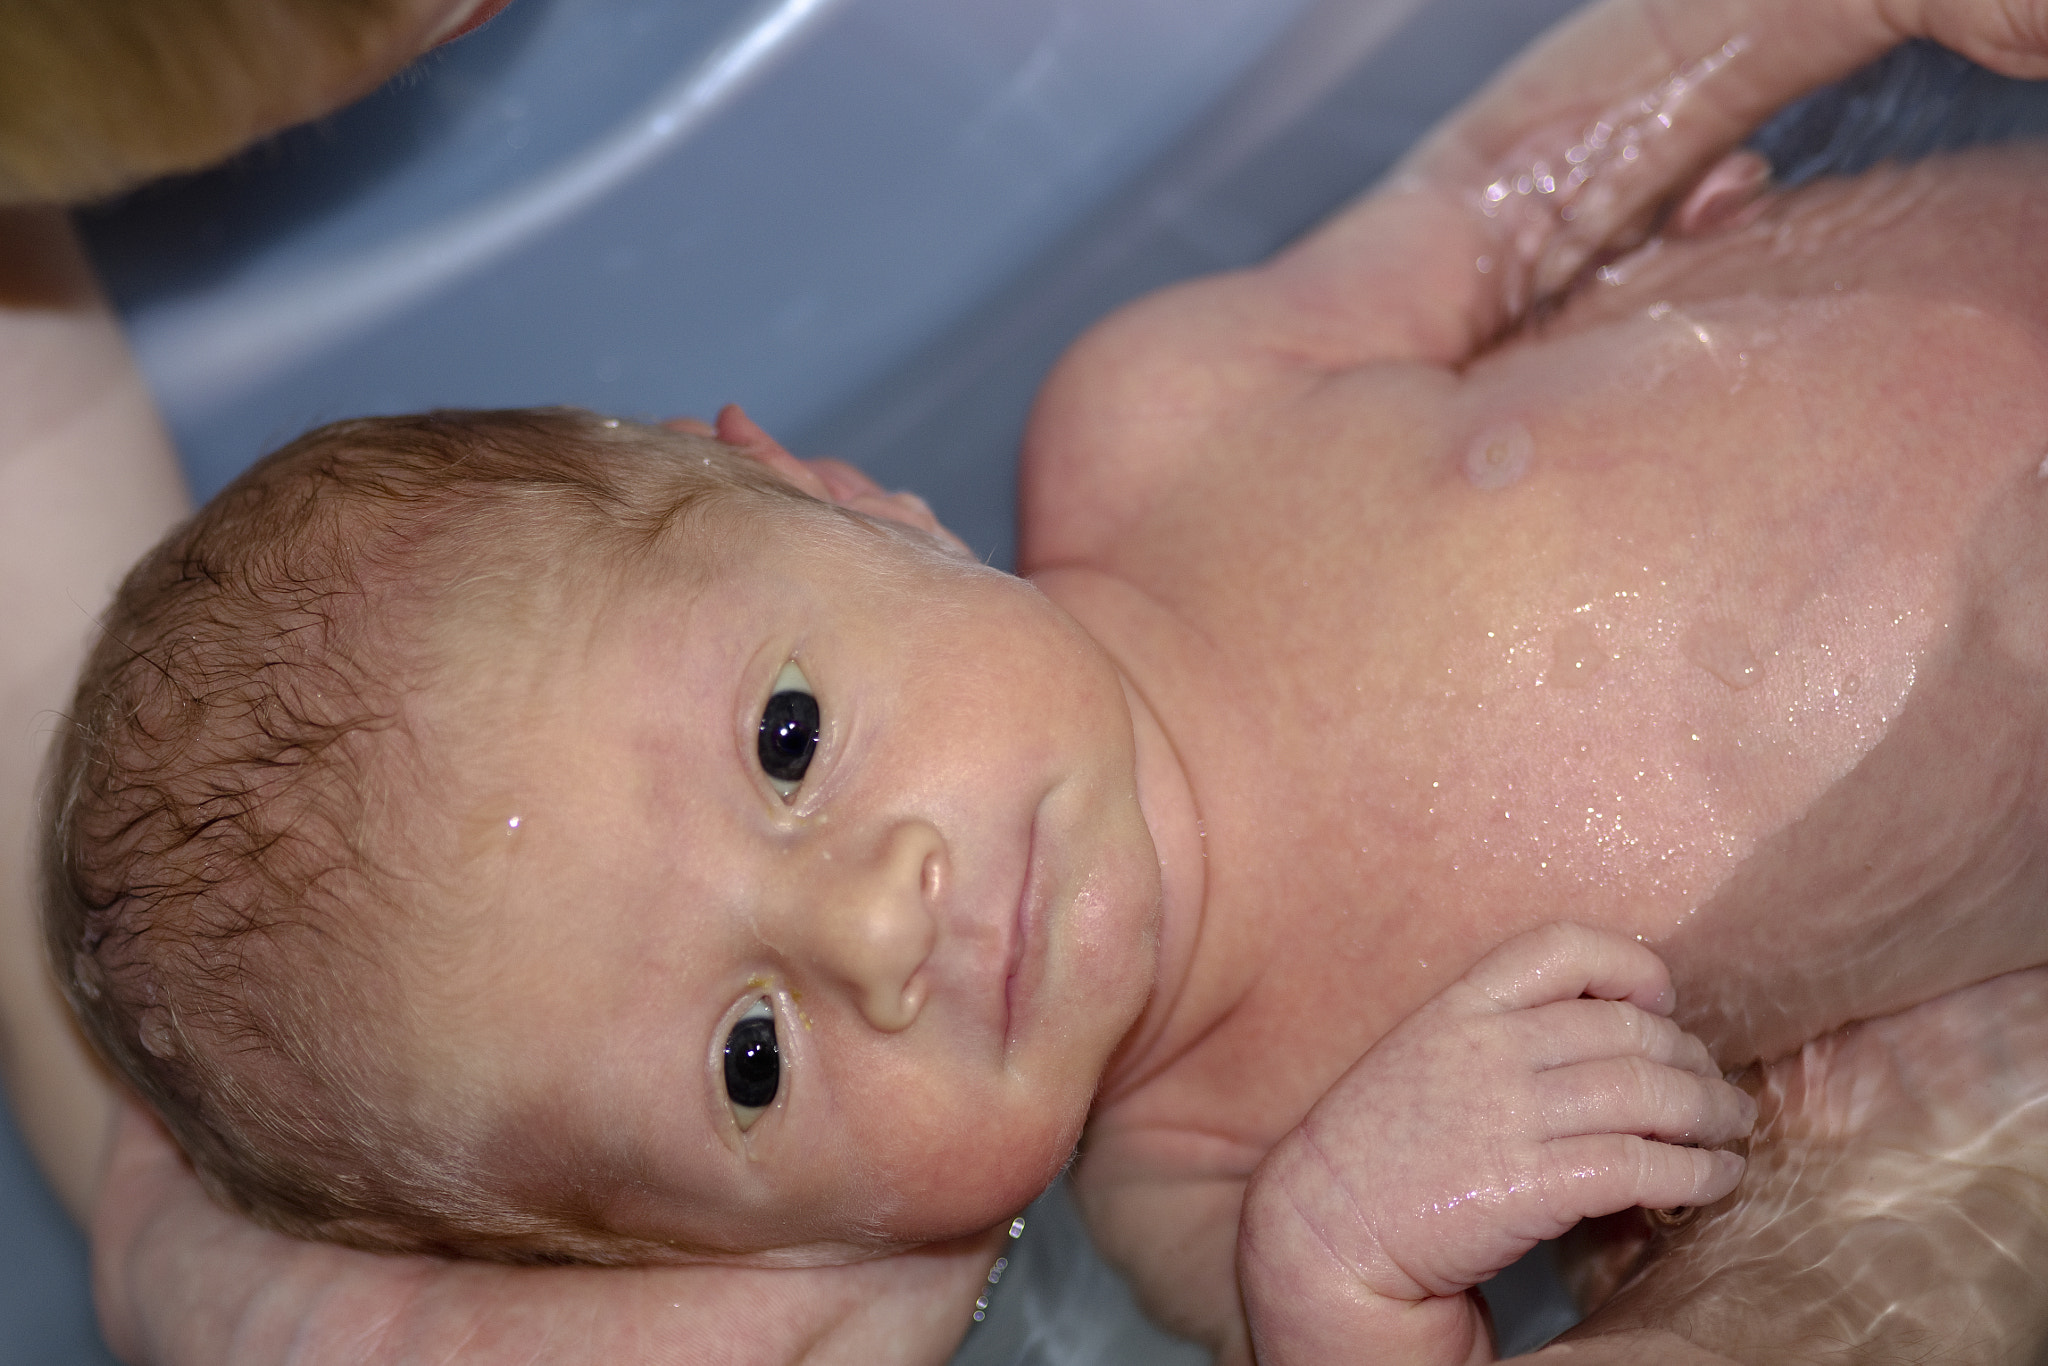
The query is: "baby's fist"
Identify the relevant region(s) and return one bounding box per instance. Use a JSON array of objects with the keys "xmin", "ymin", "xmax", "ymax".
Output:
[{"xmin": 1239, "ymin": 924, "xmax": 1753, "ymax": 1365}]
